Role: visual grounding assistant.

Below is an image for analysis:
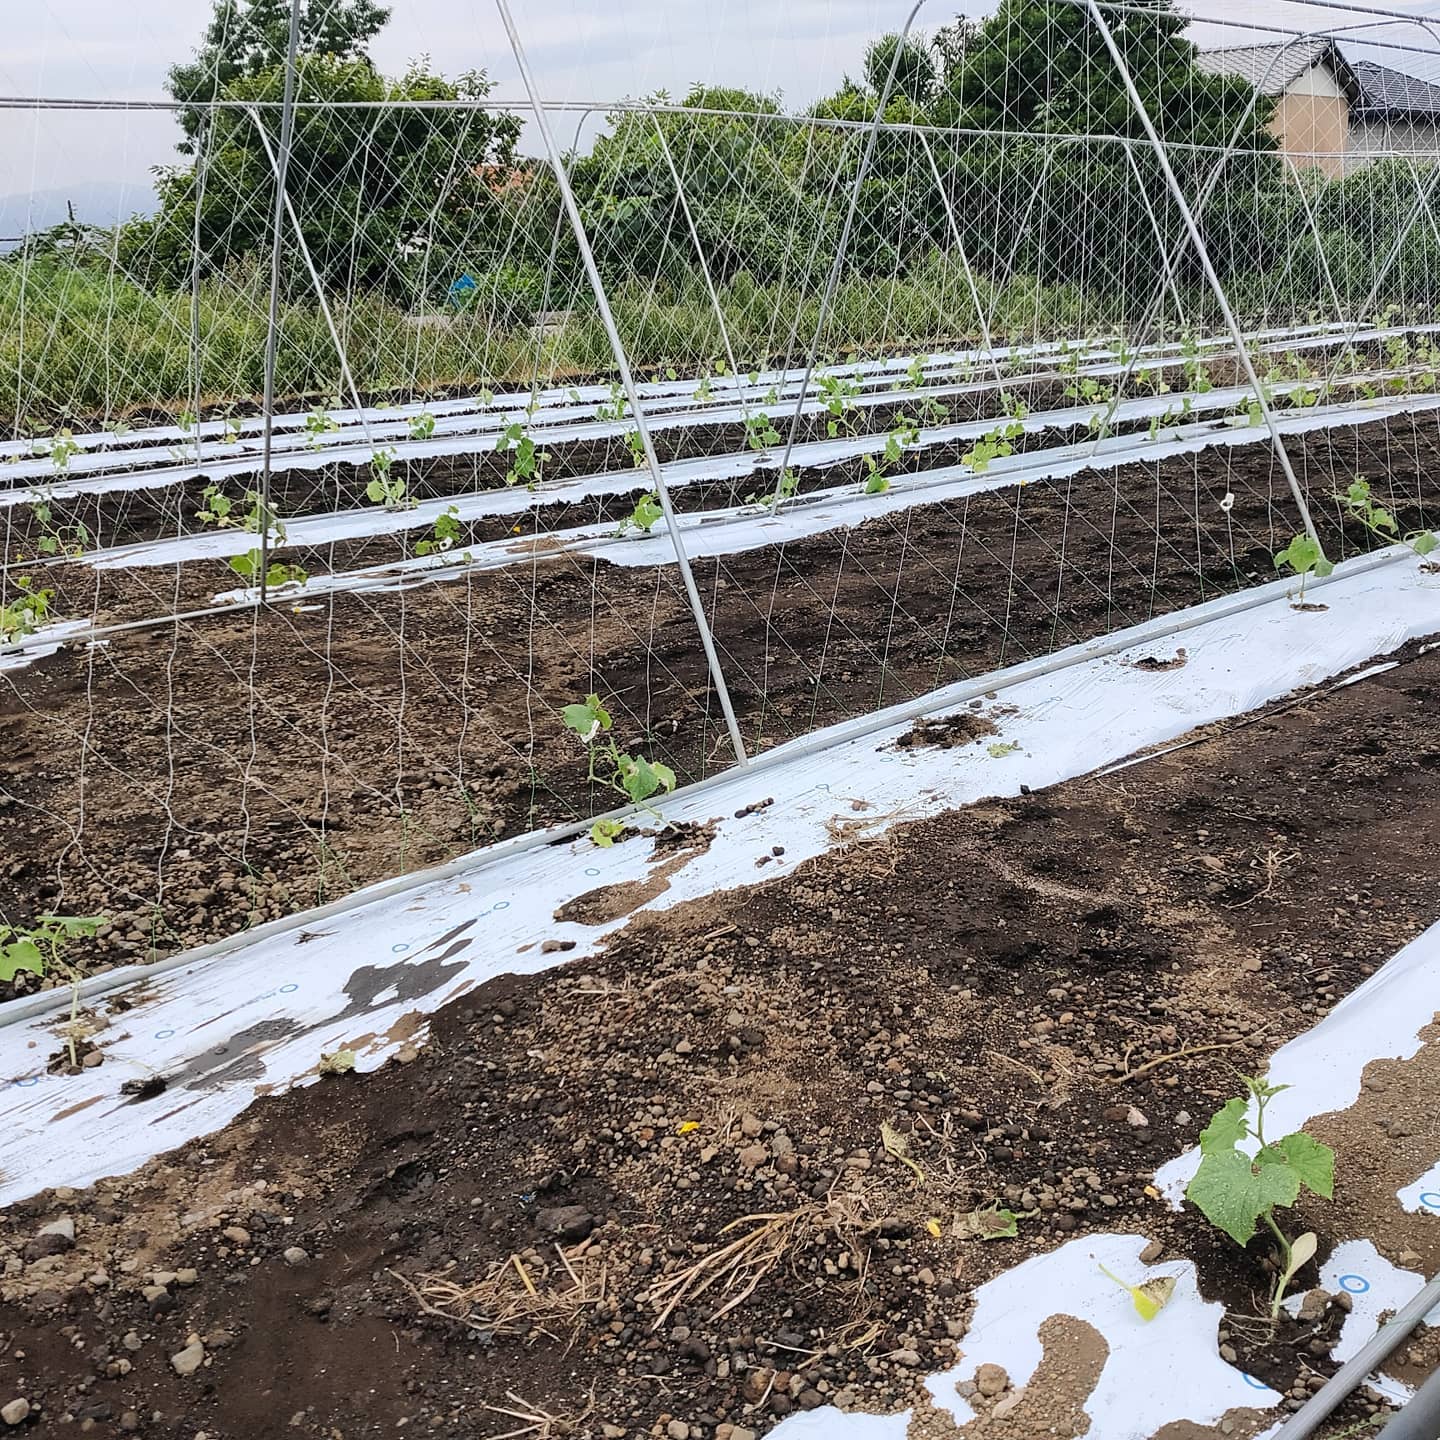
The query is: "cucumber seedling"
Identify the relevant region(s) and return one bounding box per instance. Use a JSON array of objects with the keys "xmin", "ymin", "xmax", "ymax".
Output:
[
  {"xmin": 1335, "ymin": 476, "xmax": 1438, "ymax": 560},
  {"xmin": 744, "ymin": 412, "xmax": 780, "ymax": 453},
  {"xmin": 408, "ymin": 411, "xmax": 437, "ymax": 442},
  {"xmin": 1274, "ymin": 533, "xmax": 1333, "ymax": 603},
  {"xmin": 962, "ymin": 397, "xmax": 1027, "ymax": 473},
  {"xmin": 1147, "ymin": 396, "xmax": 1194, "ymax": 440},
  {"xmin": 415, "ymin": 504, "xmax": 463, "ymax": 556},
  {"xmin": 366, "ymin": 448, "xmax": 411, "ymax": 508},
  {"xmin": 0, "ymin": 914, "xmax": 105, "ymax": 1067},
  {"xmin": 0, "ymin": 578, "xmax": 53, "ymax": 641},
  {"xmin": 42, "ymin": 429, "xmax": 82, "ymax": 471},
  {"xmin": 616, "ymin": 493, "xmax": 663, "ymax": 536},
  {"xmin": 196, "ymin": 484, "xmax": 235, "ymax": 528},
  {"xmin": 745, "ymin": 468, "xmax": 798, "ymax": 509},
  {"xmin": 29, "ymin": 497, "xmax": 88, "ymax": 558},
  {"xmin": 560, "ymin": 692, "xmax": 676, "ymax": 847},
  {"xmin": 863, "ymin": 415, "xmax": 921, "ymax": 495},
  {"xmin": 817, "ymin": 374, "xmax": 861, "ymax": 438},
  {"xmin": 1185, "ymin": 1075, "xmax": 1333, "ymax": 1320},
  {"xmin": 229, "ymin": 551, "xmax": 308, "ymax": 590},
  {"xmin": 496, "ymin": 420, "xmax": 548, "ymax": 488},
  {"xmin": 596, "ymin": 383, "xmax": 628, "ymax": 423},
  {"xmin": 304, "ymin": 404, "xmax": 339, "ymax": 446}
]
